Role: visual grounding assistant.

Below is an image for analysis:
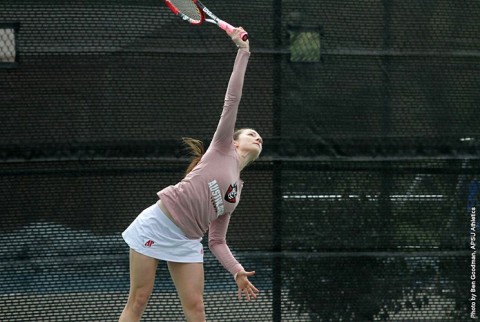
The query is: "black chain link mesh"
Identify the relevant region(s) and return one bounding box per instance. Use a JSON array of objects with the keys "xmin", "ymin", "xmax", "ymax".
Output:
[{"xmin": 0, "ymin": 24, "xmax": 17, "ymax": 64}]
